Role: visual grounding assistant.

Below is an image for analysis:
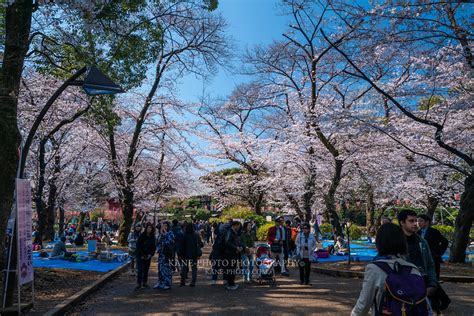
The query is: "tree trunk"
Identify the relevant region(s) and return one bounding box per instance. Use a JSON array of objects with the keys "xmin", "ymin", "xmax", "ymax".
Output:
[
  {"xmin": 426, "ymin": 195, "xmax": 439, "ymax": 220},
  {"xmin": 35, "ymin": 138, "xmax": 48, "ymax": 240},
  {"xmin": 303, "ymin": 154, "xmax": 317, "ymax": 222},
  {"xmin": 77, "ymin": 212, "xmax": 86, "ymax": 233},
  {"xmin": 285, "ymin": 192, "xmax": 304, "ymax": 221},
  {"xmin": 44, "ymin": 147, "xmax": 60, "ymax": 241},
  {"xmin": 118, "ymin": 188, "xmax": 134, "ymax": 245},
  {"xmin": 366, "ymin": 188, "xmax": 376, "ymax": 236},
  {"xmin": 449, "ymin": 173, "xmax": 474, "ymax": 263},
  {"xmin": 0, "ymin": 1, "xmax": 32, "ymax": 278},
  {"xmin": 324, "ymin": 159, "xmax": 343, "ymax": 237},
  {"xmin": 253, "ymin": 192, "xmax": 264, "ymax": 215},
  {"xmin": 58, "ymin": 204, "xmax": 65, "ymax": 237}
]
